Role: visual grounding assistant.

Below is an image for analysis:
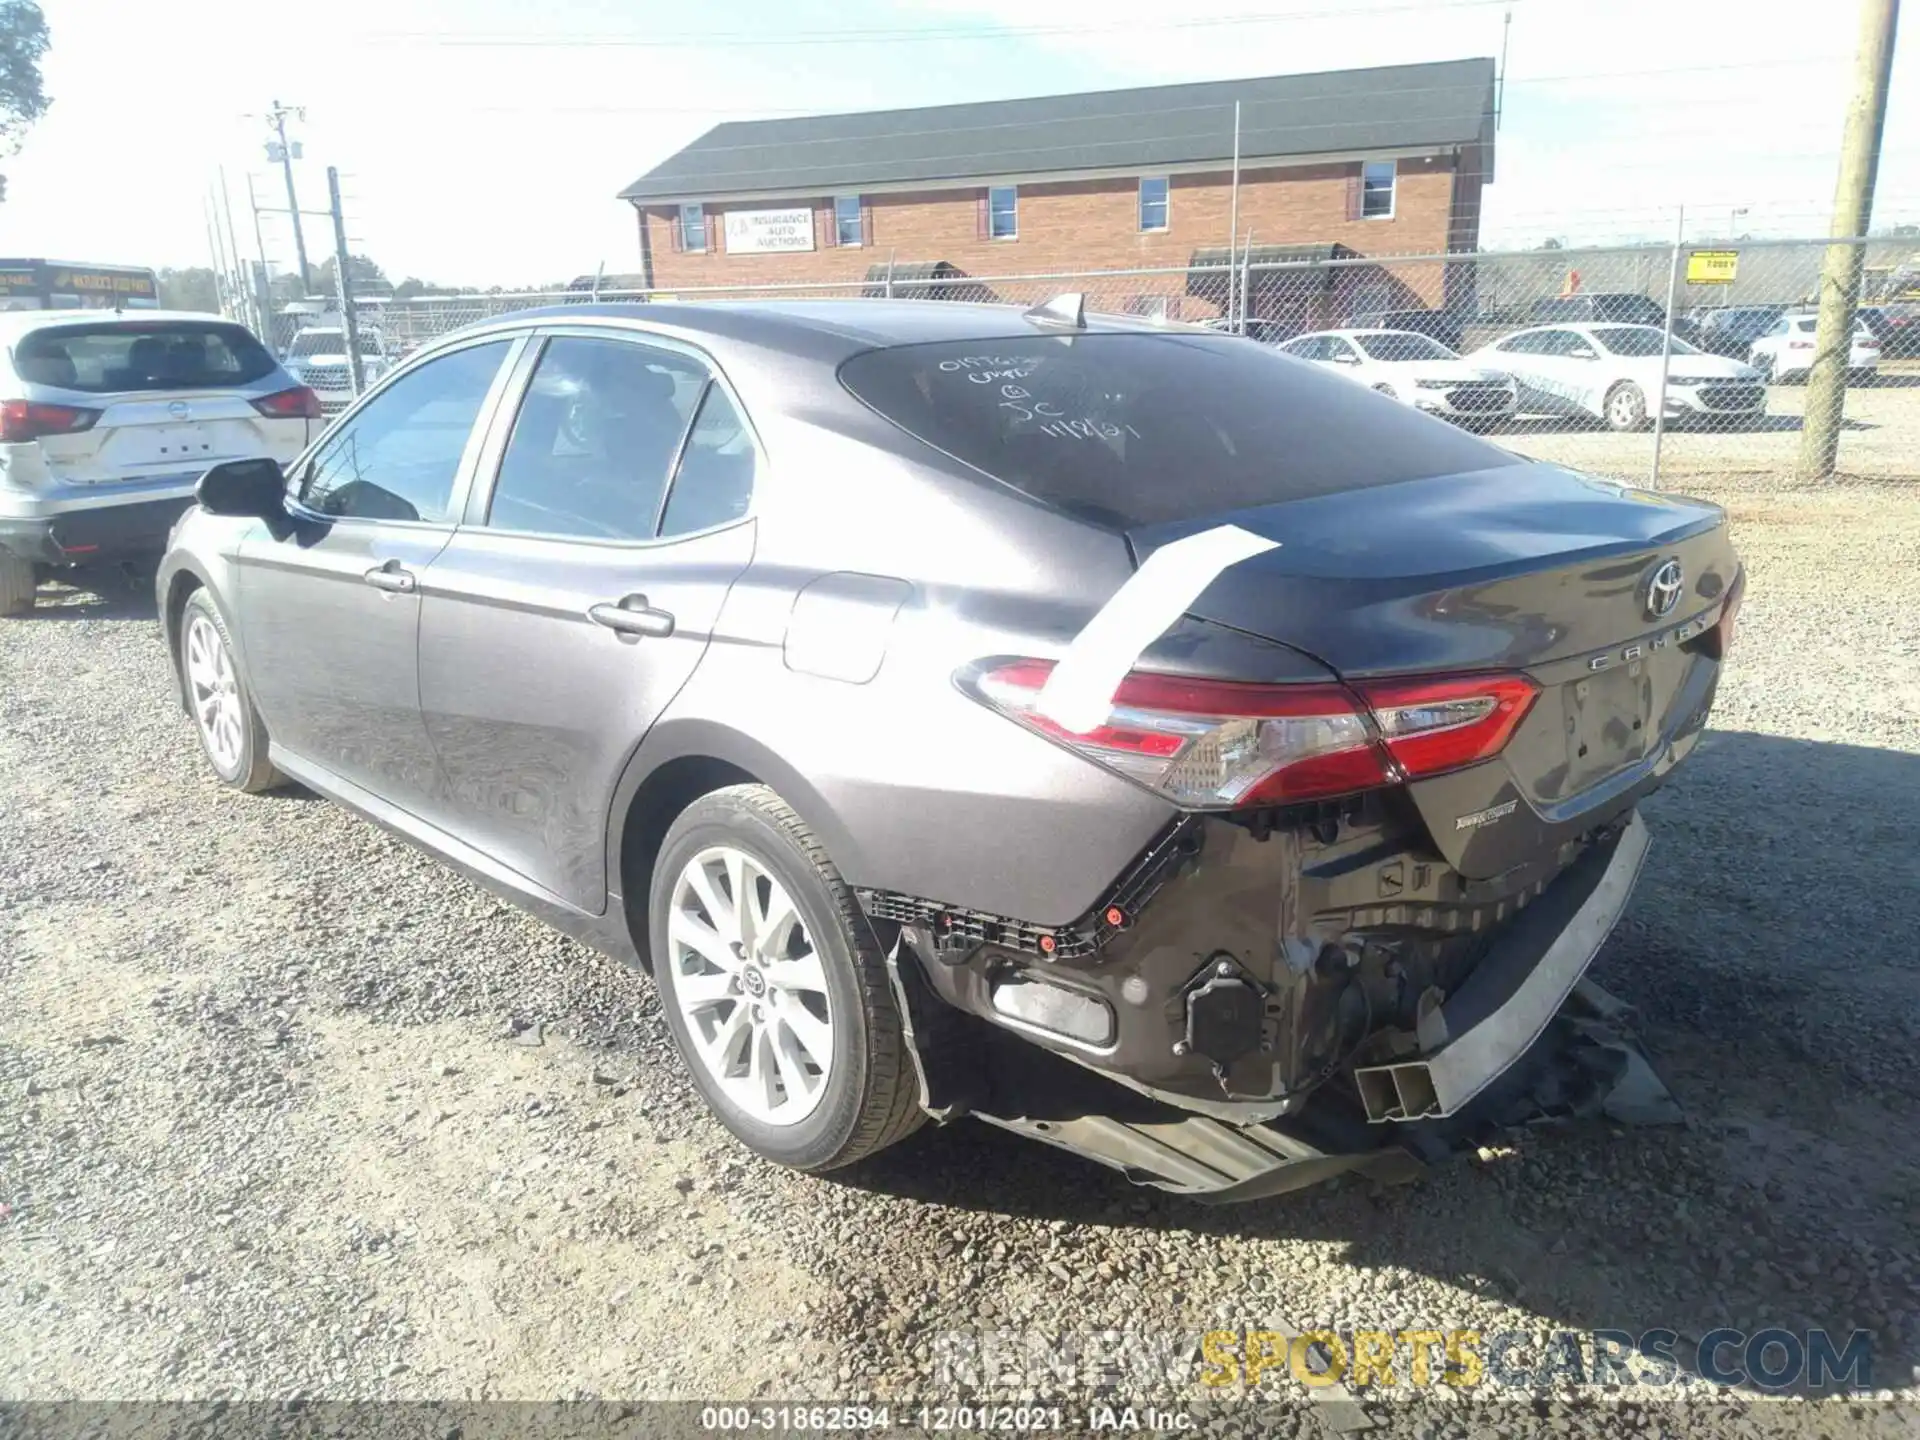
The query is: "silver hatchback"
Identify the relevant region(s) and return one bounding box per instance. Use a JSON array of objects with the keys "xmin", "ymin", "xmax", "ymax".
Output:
[{"xmin": 0, "ymin": 310, "xmax": 317, "ymax": 614}]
